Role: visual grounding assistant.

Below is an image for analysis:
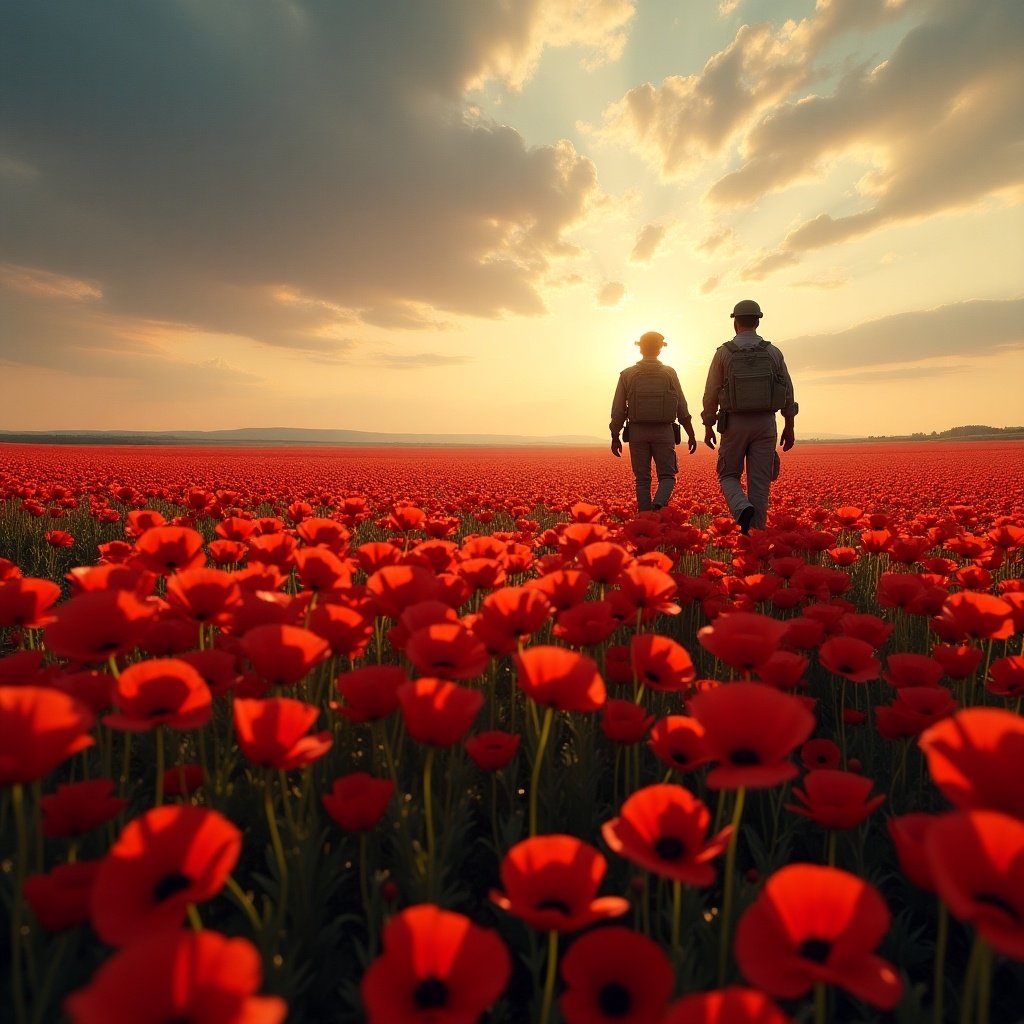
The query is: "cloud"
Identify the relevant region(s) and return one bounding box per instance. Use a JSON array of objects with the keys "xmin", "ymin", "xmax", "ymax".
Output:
[
  {"xmin": 0, "ymin": 2, "xmax": 625, "ymax": 363},
  {"xmin": 378, "ymin": 352, "xmax": 473, "ymax": 369},
  {"xmin": 783, "ymin": 298, "xmax": 1024, "ymax": 373},
  {"xmin": 808, "ymin": 363, "xmax": 971, "ymax": 386},
  {"xmin": 696, "ymin": 228, "xmax": 735, "ymax": 256},
  {"xmin": 629, "ymin": 223, "xmax": 666, "ymax": 262},
  {"xmin": 597, "ymin": 281, "xmax": 627, "ymax": 306},
  {"xmin": 0, "ymin": 262, "xmax": 102, "ymax": 301}
]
